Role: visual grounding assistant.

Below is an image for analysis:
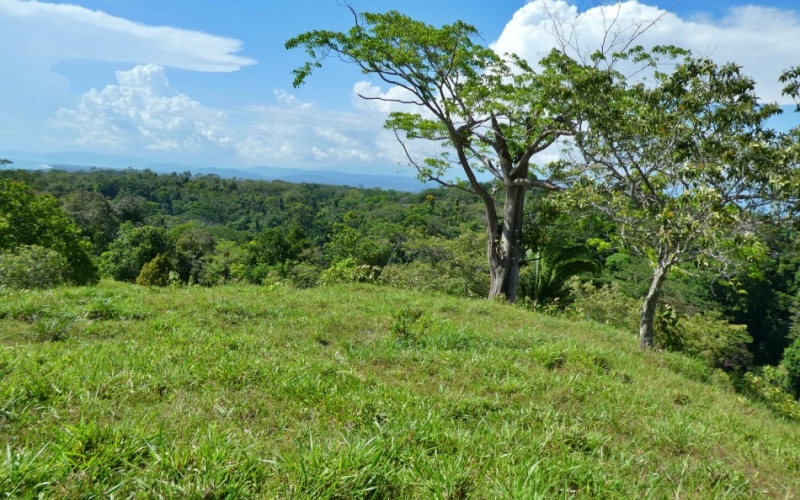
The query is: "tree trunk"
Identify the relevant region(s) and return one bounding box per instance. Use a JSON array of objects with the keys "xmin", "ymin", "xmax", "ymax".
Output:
[
  {"xmin": 487, "ymin": 184, "xmax": 526, "ymax": 302},
  {"xmin": 639, "ymin": 261, "xmax": 669, "ymax": 349}
]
